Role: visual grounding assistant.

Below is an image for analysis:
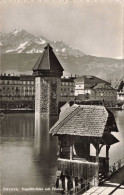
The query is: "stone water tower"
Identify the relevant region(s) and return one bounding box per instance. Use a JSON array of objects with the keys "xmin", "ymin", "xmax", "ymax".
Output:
[{"xmin": 32, "ymin": 44, "xmax": 64, "ymax": 116}]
